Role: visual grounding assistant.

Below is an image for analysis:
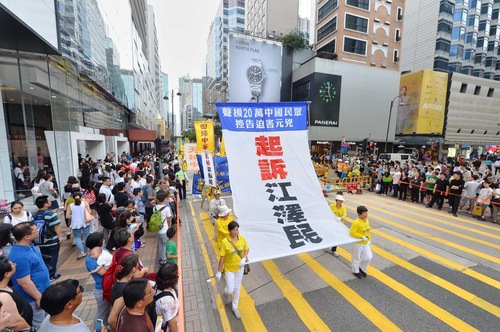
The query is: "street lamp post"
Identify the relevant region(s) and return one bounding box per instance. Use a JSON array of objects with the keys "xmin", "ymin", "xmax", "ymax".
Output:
[
  {"xmin": 163, "ymin": 88, "xmax": 182, "ymax": 139},
  {"xmin": 385, "ymin": 95, "xmax": 402, "ymax": 153}
]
